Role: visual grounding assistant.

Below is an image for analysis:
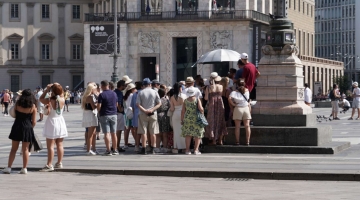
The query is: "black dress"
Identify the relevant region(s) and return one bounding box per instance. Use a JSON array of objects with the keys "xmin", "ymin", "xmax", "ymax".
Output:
[{"xmin": 9, "ymin": 110, "xmax": 34, "ymax": 142}]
